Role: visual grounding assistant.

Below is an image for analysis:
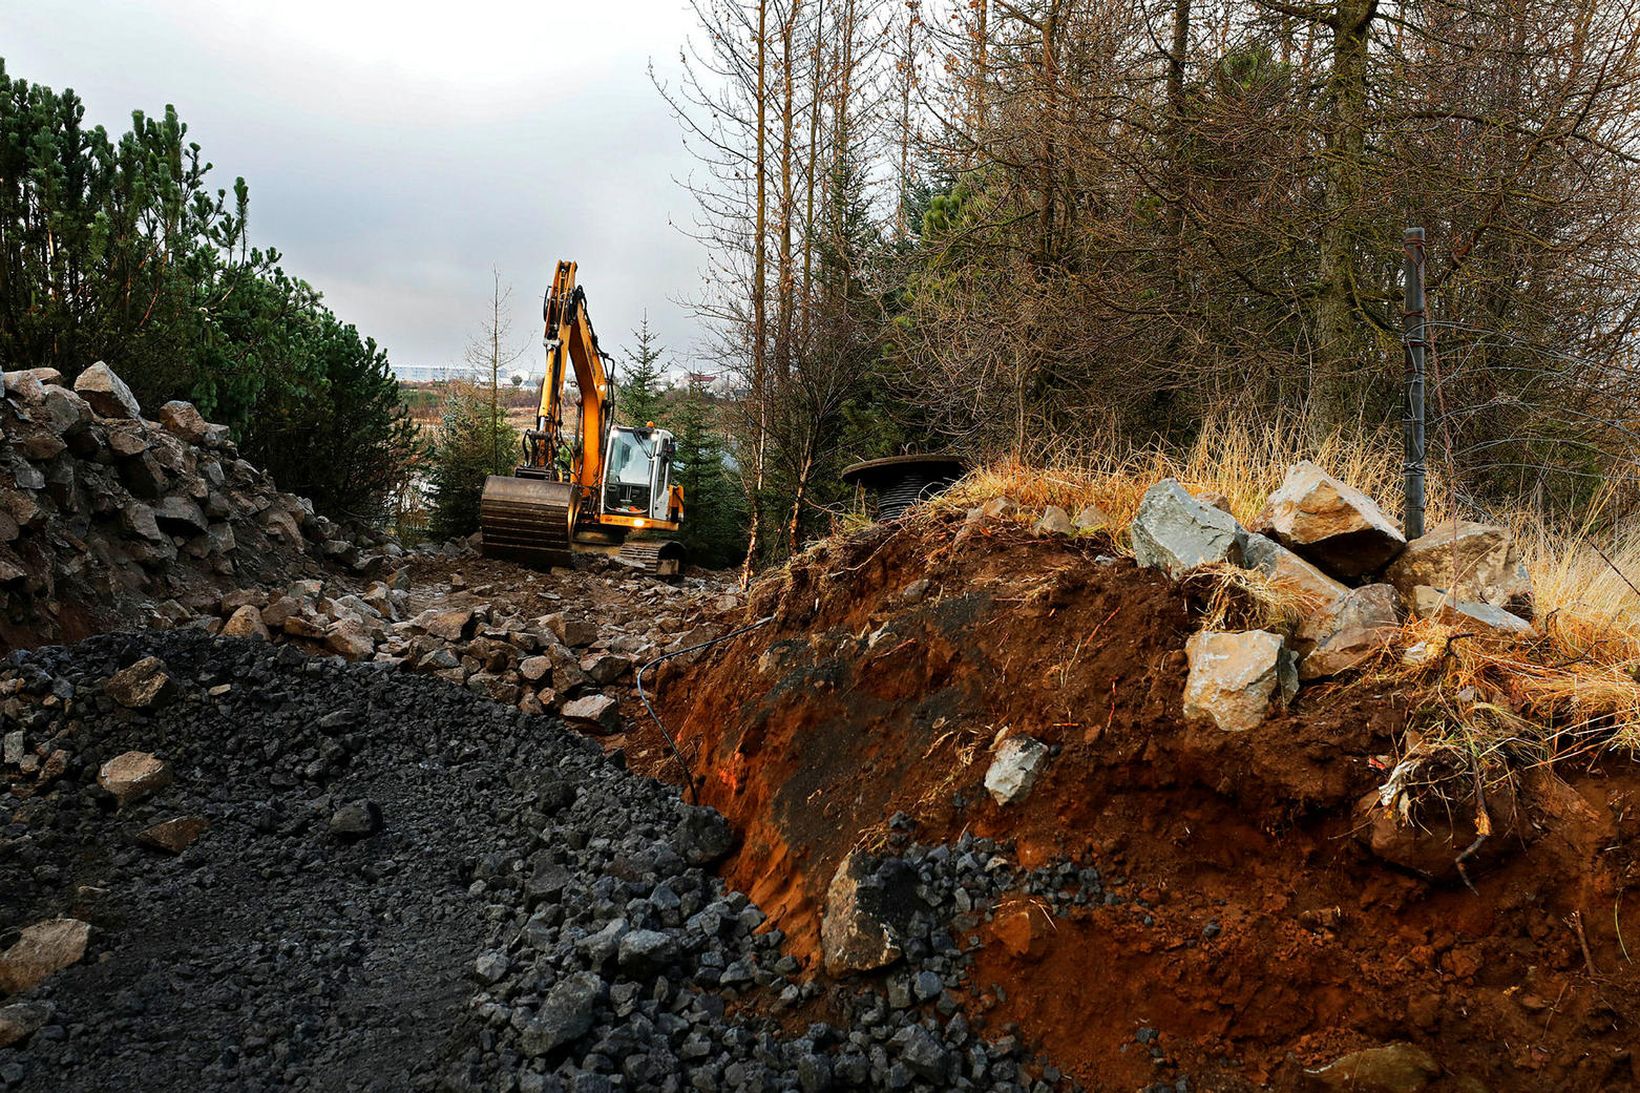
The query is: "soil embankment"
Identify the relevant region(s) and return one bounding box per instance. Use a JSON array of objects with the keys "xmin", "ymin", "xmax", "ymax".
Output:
[{"xmin": 659, "ymin": 512, "xmax": 1640, "ymax": 1090}]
